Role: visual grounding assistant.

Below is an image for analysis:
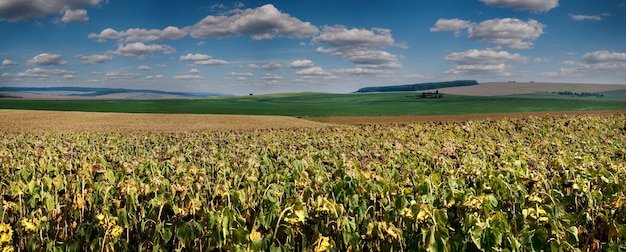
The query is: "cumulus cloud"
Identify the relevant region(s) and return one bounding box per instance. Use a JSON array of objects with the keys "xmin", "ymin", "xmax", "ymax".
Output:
[
  {"xmin": 288, "ymin": 59, "xmax": 315, "ymax": 68},
  {"xmin": 138, "ymin": 65, "xmax": 152, "ymax": 70},
  {"xmin": 88, "ymin": 26, "xmax": 188, "ymax": 42},
  {"xmin": 444, "ymin": 49, "xmax": 528, "ymax": 76},
  {"xmin": 295, "ymin": 66, "xmax": 330, "ymax": 76},
  {"xmin": 430, "ymin": 19, "xmax": 473, "ymax": 36},
  {"xmin": 0, "ymin": 0, "xmax": 102, "ymax": 22},
  {"xmin": 313, "ymin": 25, "xmax": 398, "ymax": 48},
  {"xmin": 60, "ymin": 9, "xmax": 88, "ymax": 23},
  {"xmin": 180, "ymin": 53, "xmax": 212, "ymax": 61},
  {"xmin": 479, "ymin": 0, "xmax": 559, "ymax": 12},
  {"xmin": 559, "ymin": 51, "xmax": 626, "ymax": 71},
  {"xmin": 190, "ymin": 4, "xmax": 319, "ymax": 40},
  {"xmin": 113, "ymin": 42, "xmax": 176, "ymax": 59},
  {"xmin": 431, "ymin": 18, "xmax": 545, "ymax": 49},
  {"xmin": 313, "ymin": 25, "xmax": 404, "ymax": 69},
  {"xmin": 27, "ymin": 53, "xmax": 68, "ymax": 66},
  {"xmin": 2, "ymin": 59, "xmax": 18, "ymax": 66},
  {"xmin": 79, "ymin": 54, "xmax": 112, "ymax": 64},
  {"xmin": 179, "ymin": 53, "xmax": 229, "ymax": 66},
  {"xmin": 469, "ymin": 18, "xmax": 544, "ymax": 49},
  {"xmin": 248, "ymin": 62, "xmax": 282, "ymax": 70}
]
